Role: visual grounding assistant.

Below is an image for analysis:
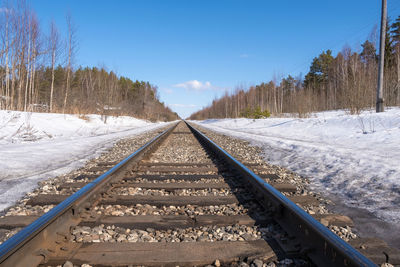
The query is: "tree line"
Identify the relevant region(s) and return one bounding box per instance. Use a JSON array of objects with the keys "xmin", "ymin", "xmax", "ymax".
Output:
[
  {"xmin": 189, "ymin": 17, "xmax": 400, "ymax": 120},
  {"xmin": 0, "ymin": 0, "xmax": 179, "ymax": 121}
]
